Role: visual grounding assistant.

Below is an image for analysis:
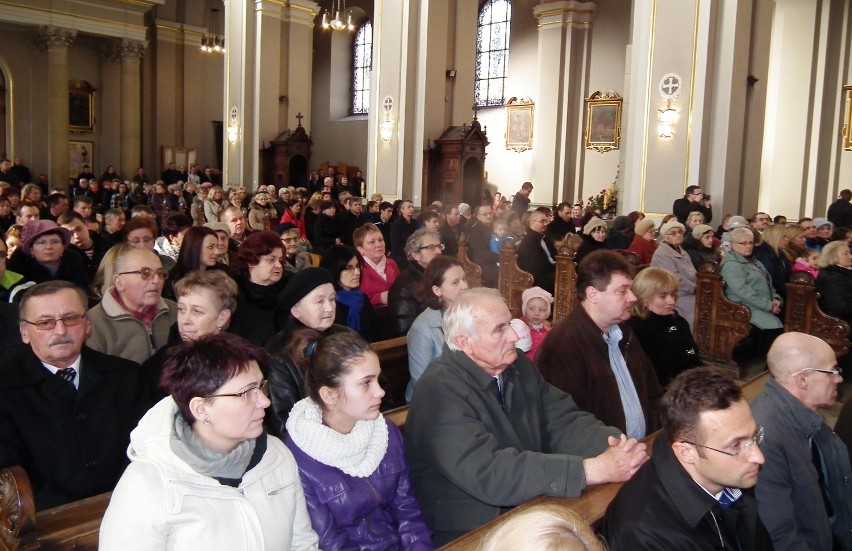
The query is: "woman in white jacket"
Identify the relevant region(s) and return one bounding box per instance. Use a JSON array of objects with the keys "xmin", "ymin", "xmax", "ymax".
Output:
[{"xmin": 99, "ymin": 333, "xmax": 319, "ymax": 551}]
